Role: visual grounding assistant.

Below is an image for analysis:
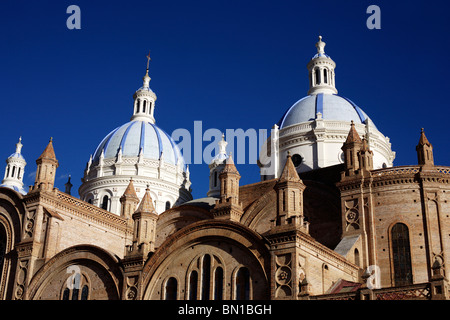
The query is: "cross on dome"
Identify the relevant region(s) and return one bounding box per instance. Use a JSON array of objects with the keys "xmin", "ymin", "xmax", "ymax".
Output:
[{"xmin": 316, "ymin": 35, "xmax": 326, "ymax": 55}]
